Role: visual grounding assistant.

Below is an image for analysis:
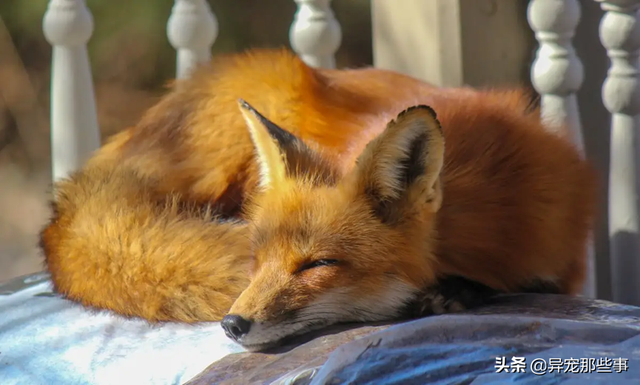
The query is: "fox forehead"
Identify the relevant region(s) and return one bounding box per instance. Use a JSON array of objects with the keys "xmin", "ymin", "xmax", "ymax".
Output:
[
  {"xmin": 248, "ymin": 183, "xmax": 378, "ymax": 263},
  {"xmin": 250, "ymin": 182, "xmax": 351, "ymax": 229}
]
